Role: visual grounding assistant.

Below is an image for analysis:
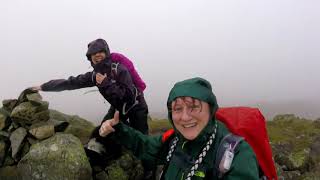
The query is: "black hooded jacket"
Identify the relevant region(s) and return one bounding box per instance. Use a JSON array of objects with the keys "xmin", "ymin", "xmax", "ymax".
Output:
[{"xmin": 41, "ymin": 39, "xmax": 139, "ymax": 113}]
